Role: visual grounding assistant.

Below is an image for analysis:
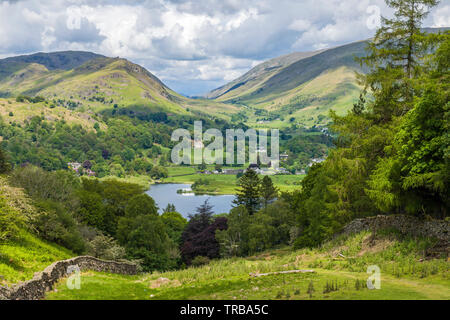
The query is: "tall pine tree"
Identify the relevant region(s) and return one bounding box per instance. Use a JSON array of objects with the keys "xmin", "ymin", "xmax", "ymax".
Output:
[
  {"xmin": 260, "ymin": 176, "xmax": 278, "ymax": 208},
  {"xmin": 233, "ymin": 169, "xmax": 261, "ymax": 215},
  {"xmin": 358, "ymin": 0, "xmax": 439, "ymax": 122}
]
